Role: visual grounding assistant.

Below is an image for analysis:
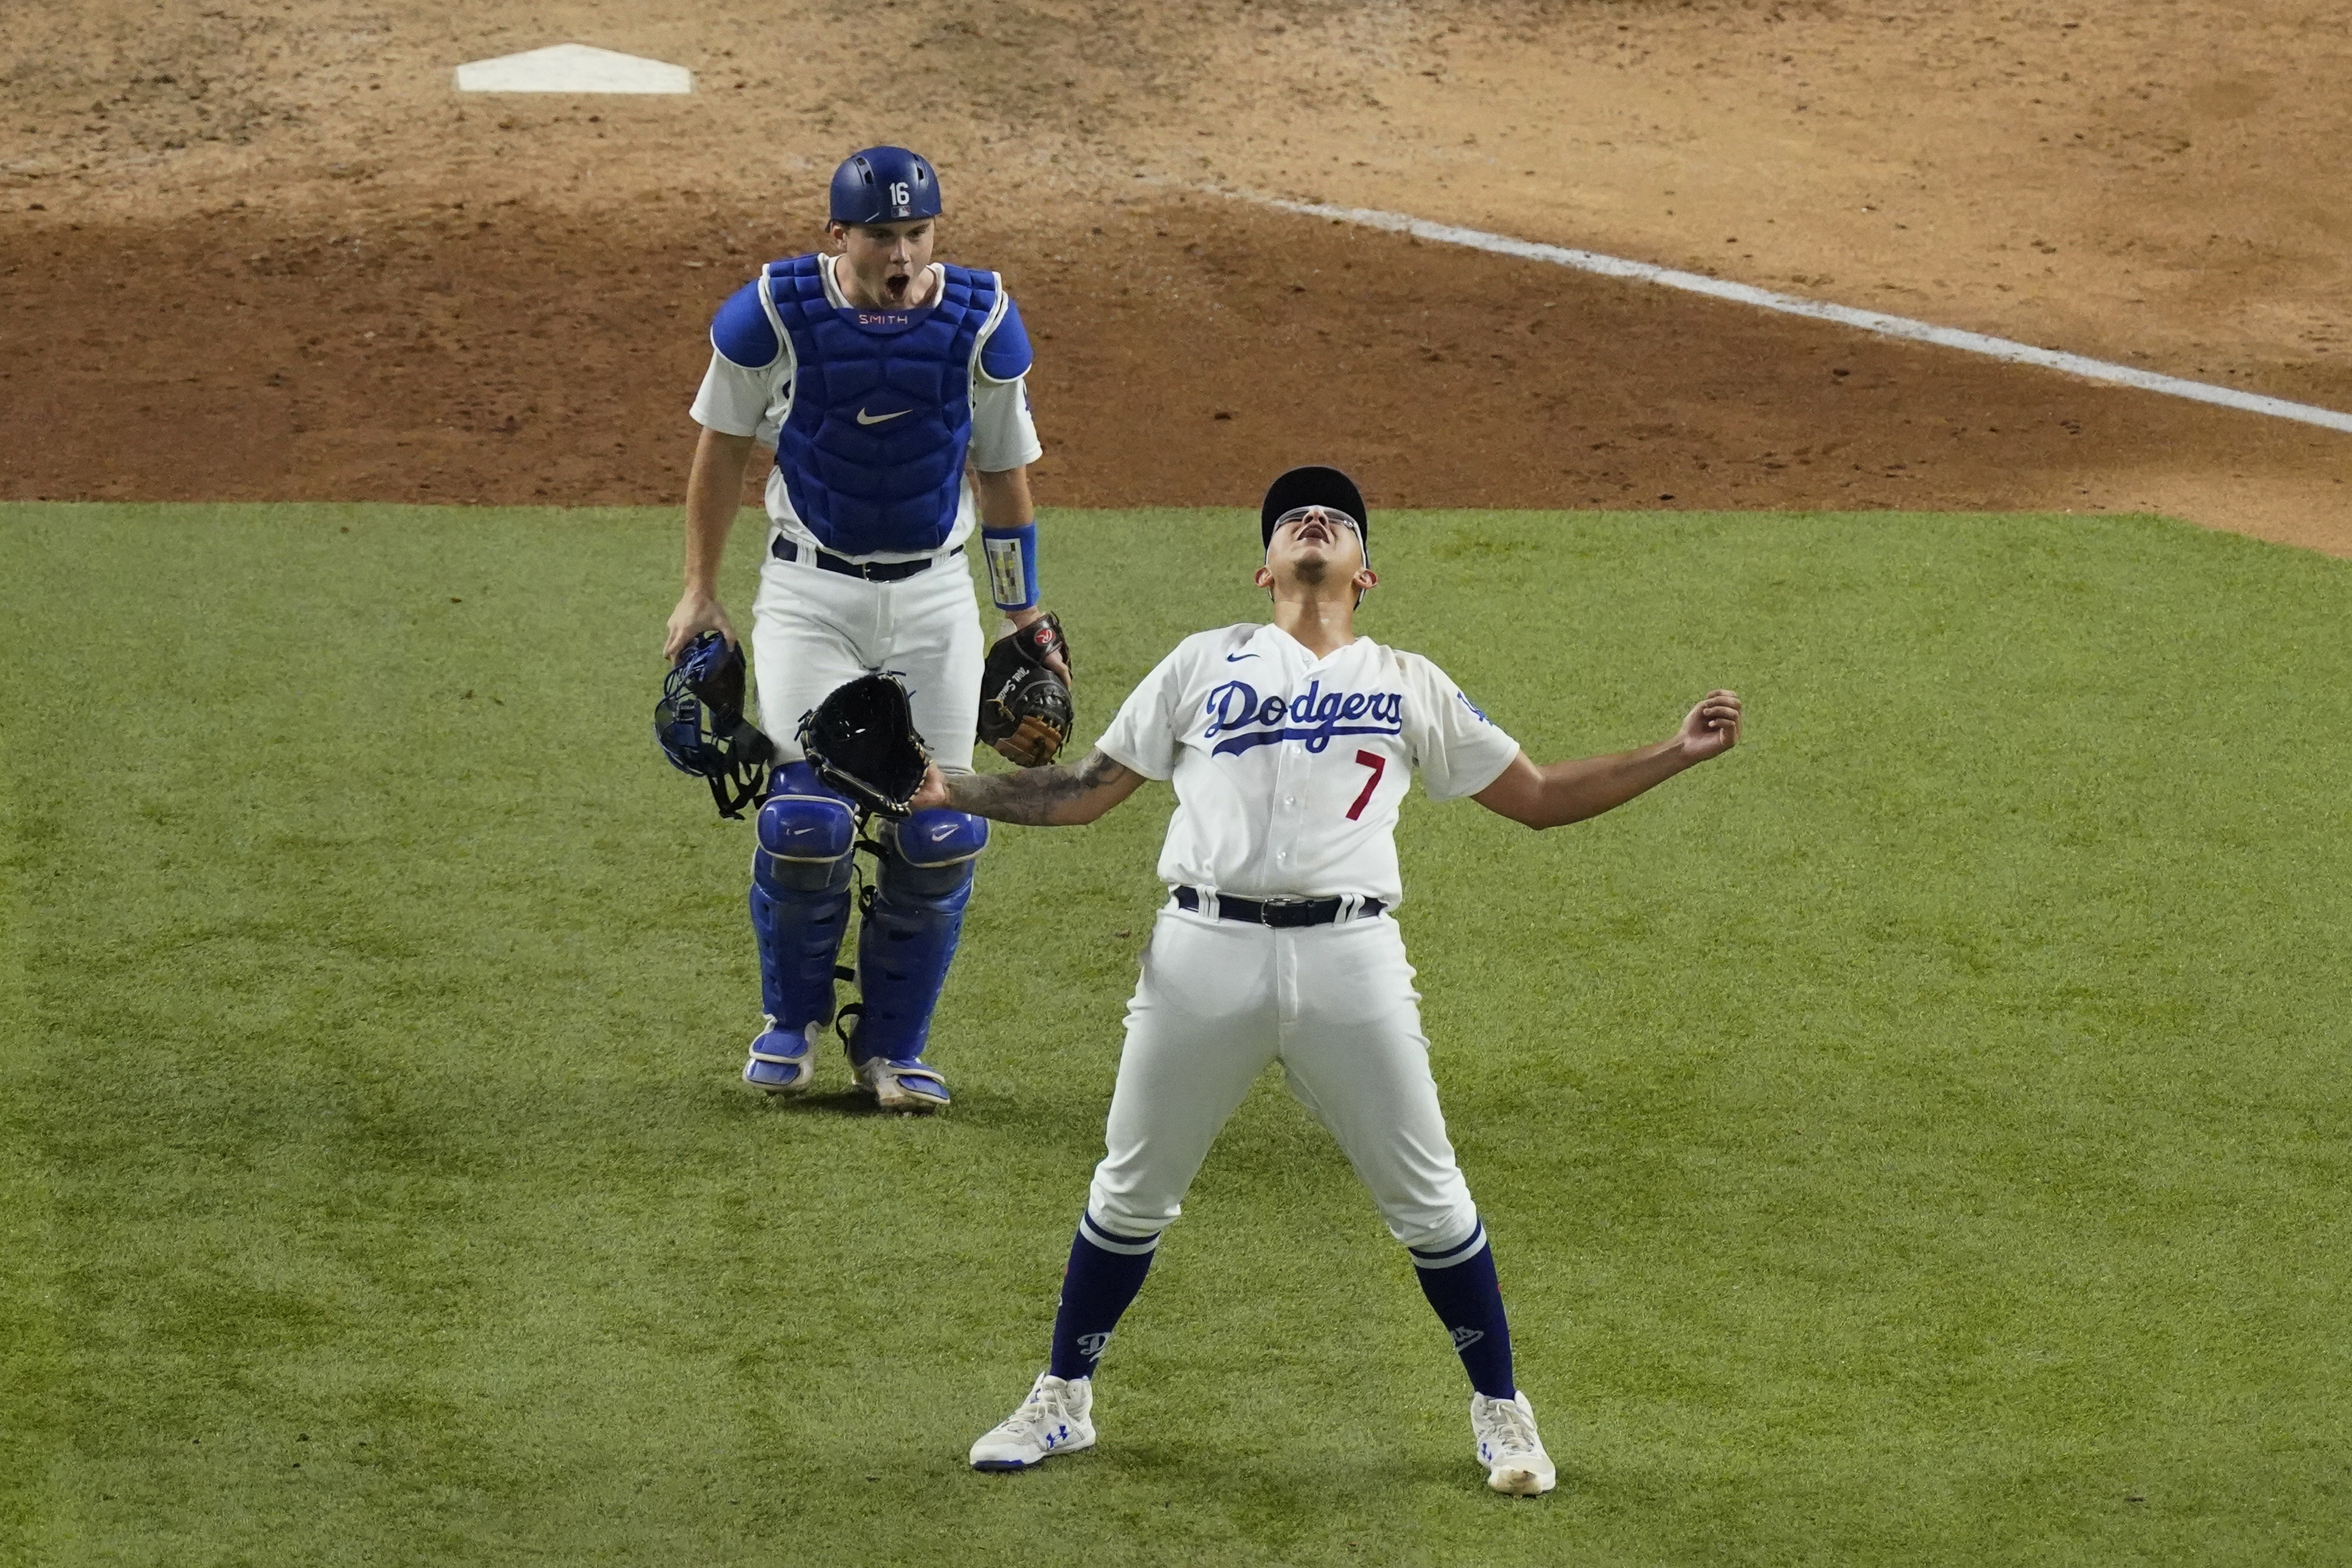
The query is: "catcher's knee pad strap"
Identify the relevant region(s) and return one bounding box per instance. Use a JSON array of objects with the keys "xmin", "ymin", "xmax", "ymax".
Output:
[{"xmin": 756, "ymin": 765, "xmax": 856, "ymax": 892}]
